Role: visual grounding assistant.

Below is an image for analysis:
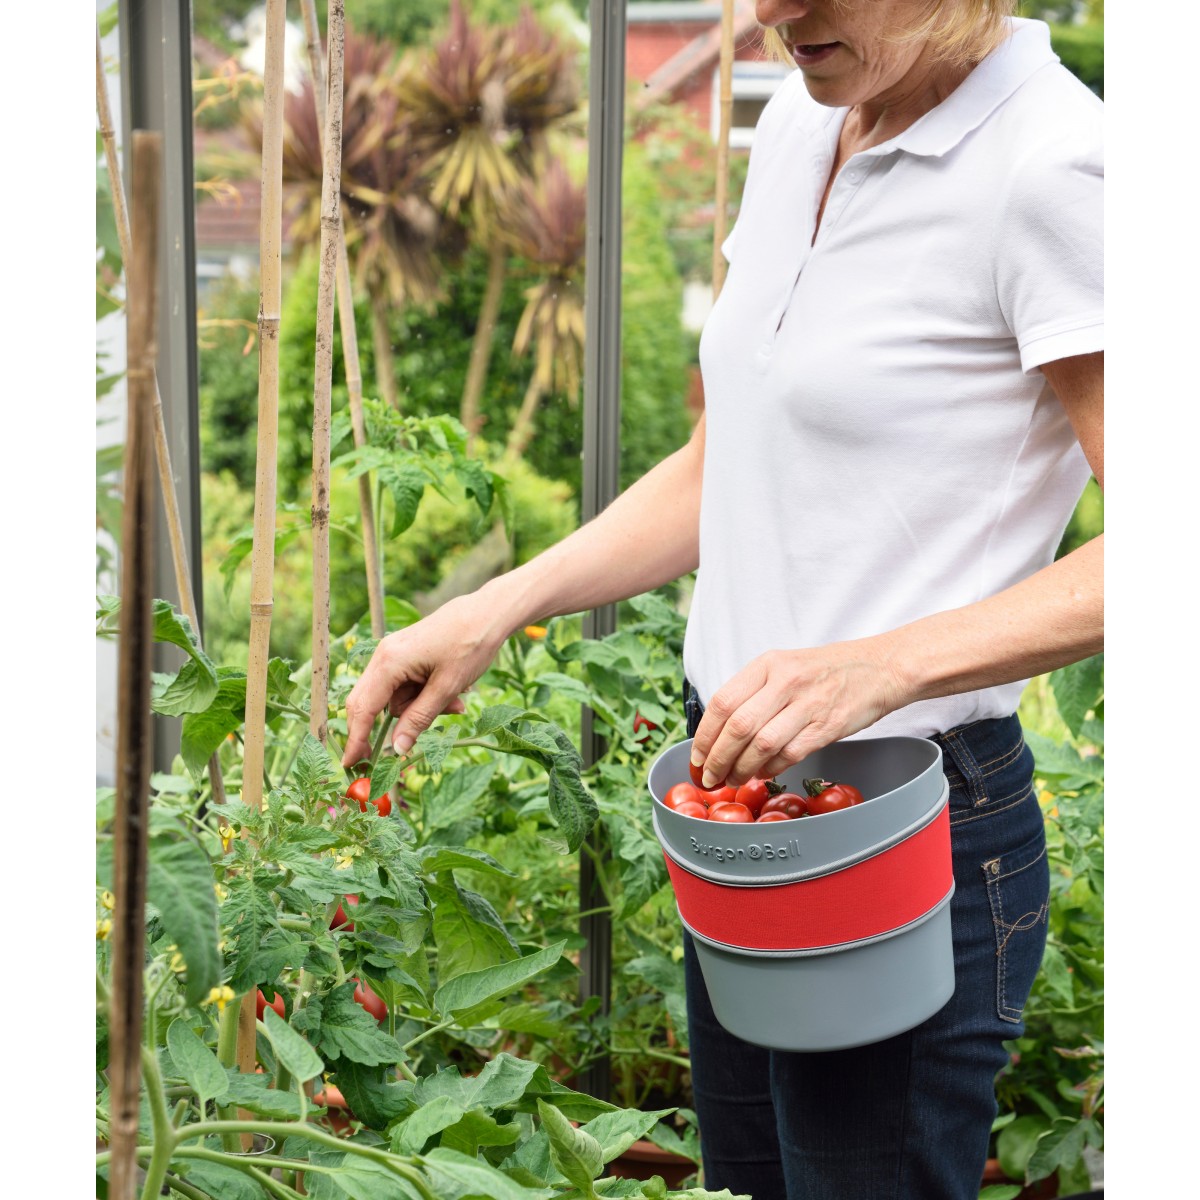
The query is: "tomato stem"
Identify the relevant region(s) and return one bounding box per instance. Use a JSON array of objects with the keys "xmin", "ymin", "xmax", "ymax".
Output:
[{"xmin": 369, "ymin": 714, "xmax": 395, "ymax": 769}]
